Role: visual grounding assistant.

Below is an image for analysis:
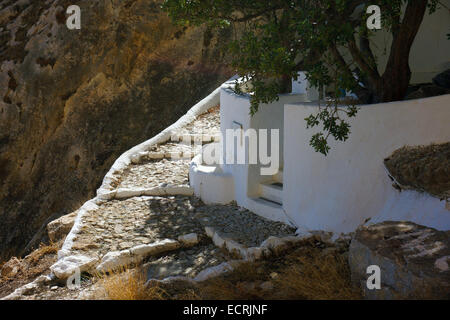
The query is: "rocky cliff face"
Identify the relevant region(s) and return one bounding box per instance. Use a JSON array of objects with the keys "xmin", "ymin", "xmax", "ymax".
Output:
[{"xmin": 0, "ymin": 0, "xmax": 232, "ymax": 261}]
